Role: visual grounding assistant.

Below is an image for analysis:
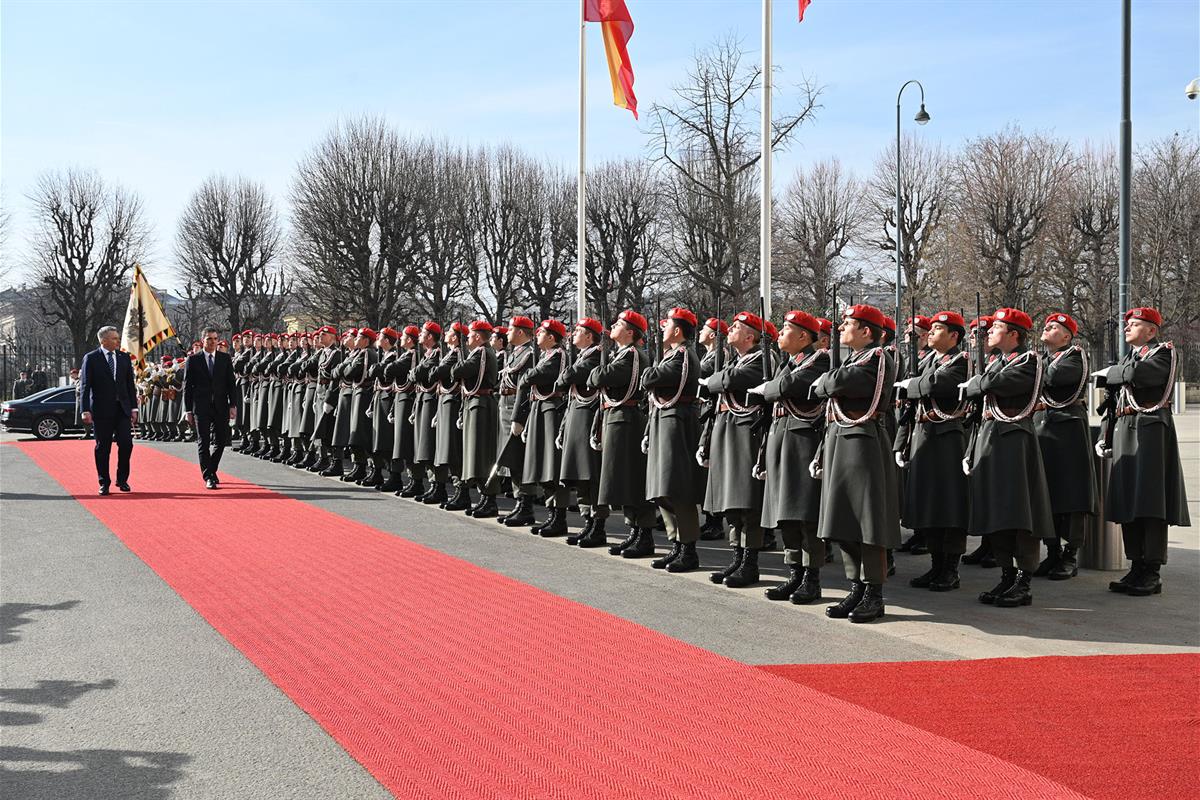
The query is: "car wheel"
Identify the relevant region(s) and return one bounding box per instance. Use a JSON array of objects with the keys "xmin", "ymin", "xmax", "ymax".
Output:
[{"xmin": 34, "ymin": 416, "xmax": 63, "ymax": 440}]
